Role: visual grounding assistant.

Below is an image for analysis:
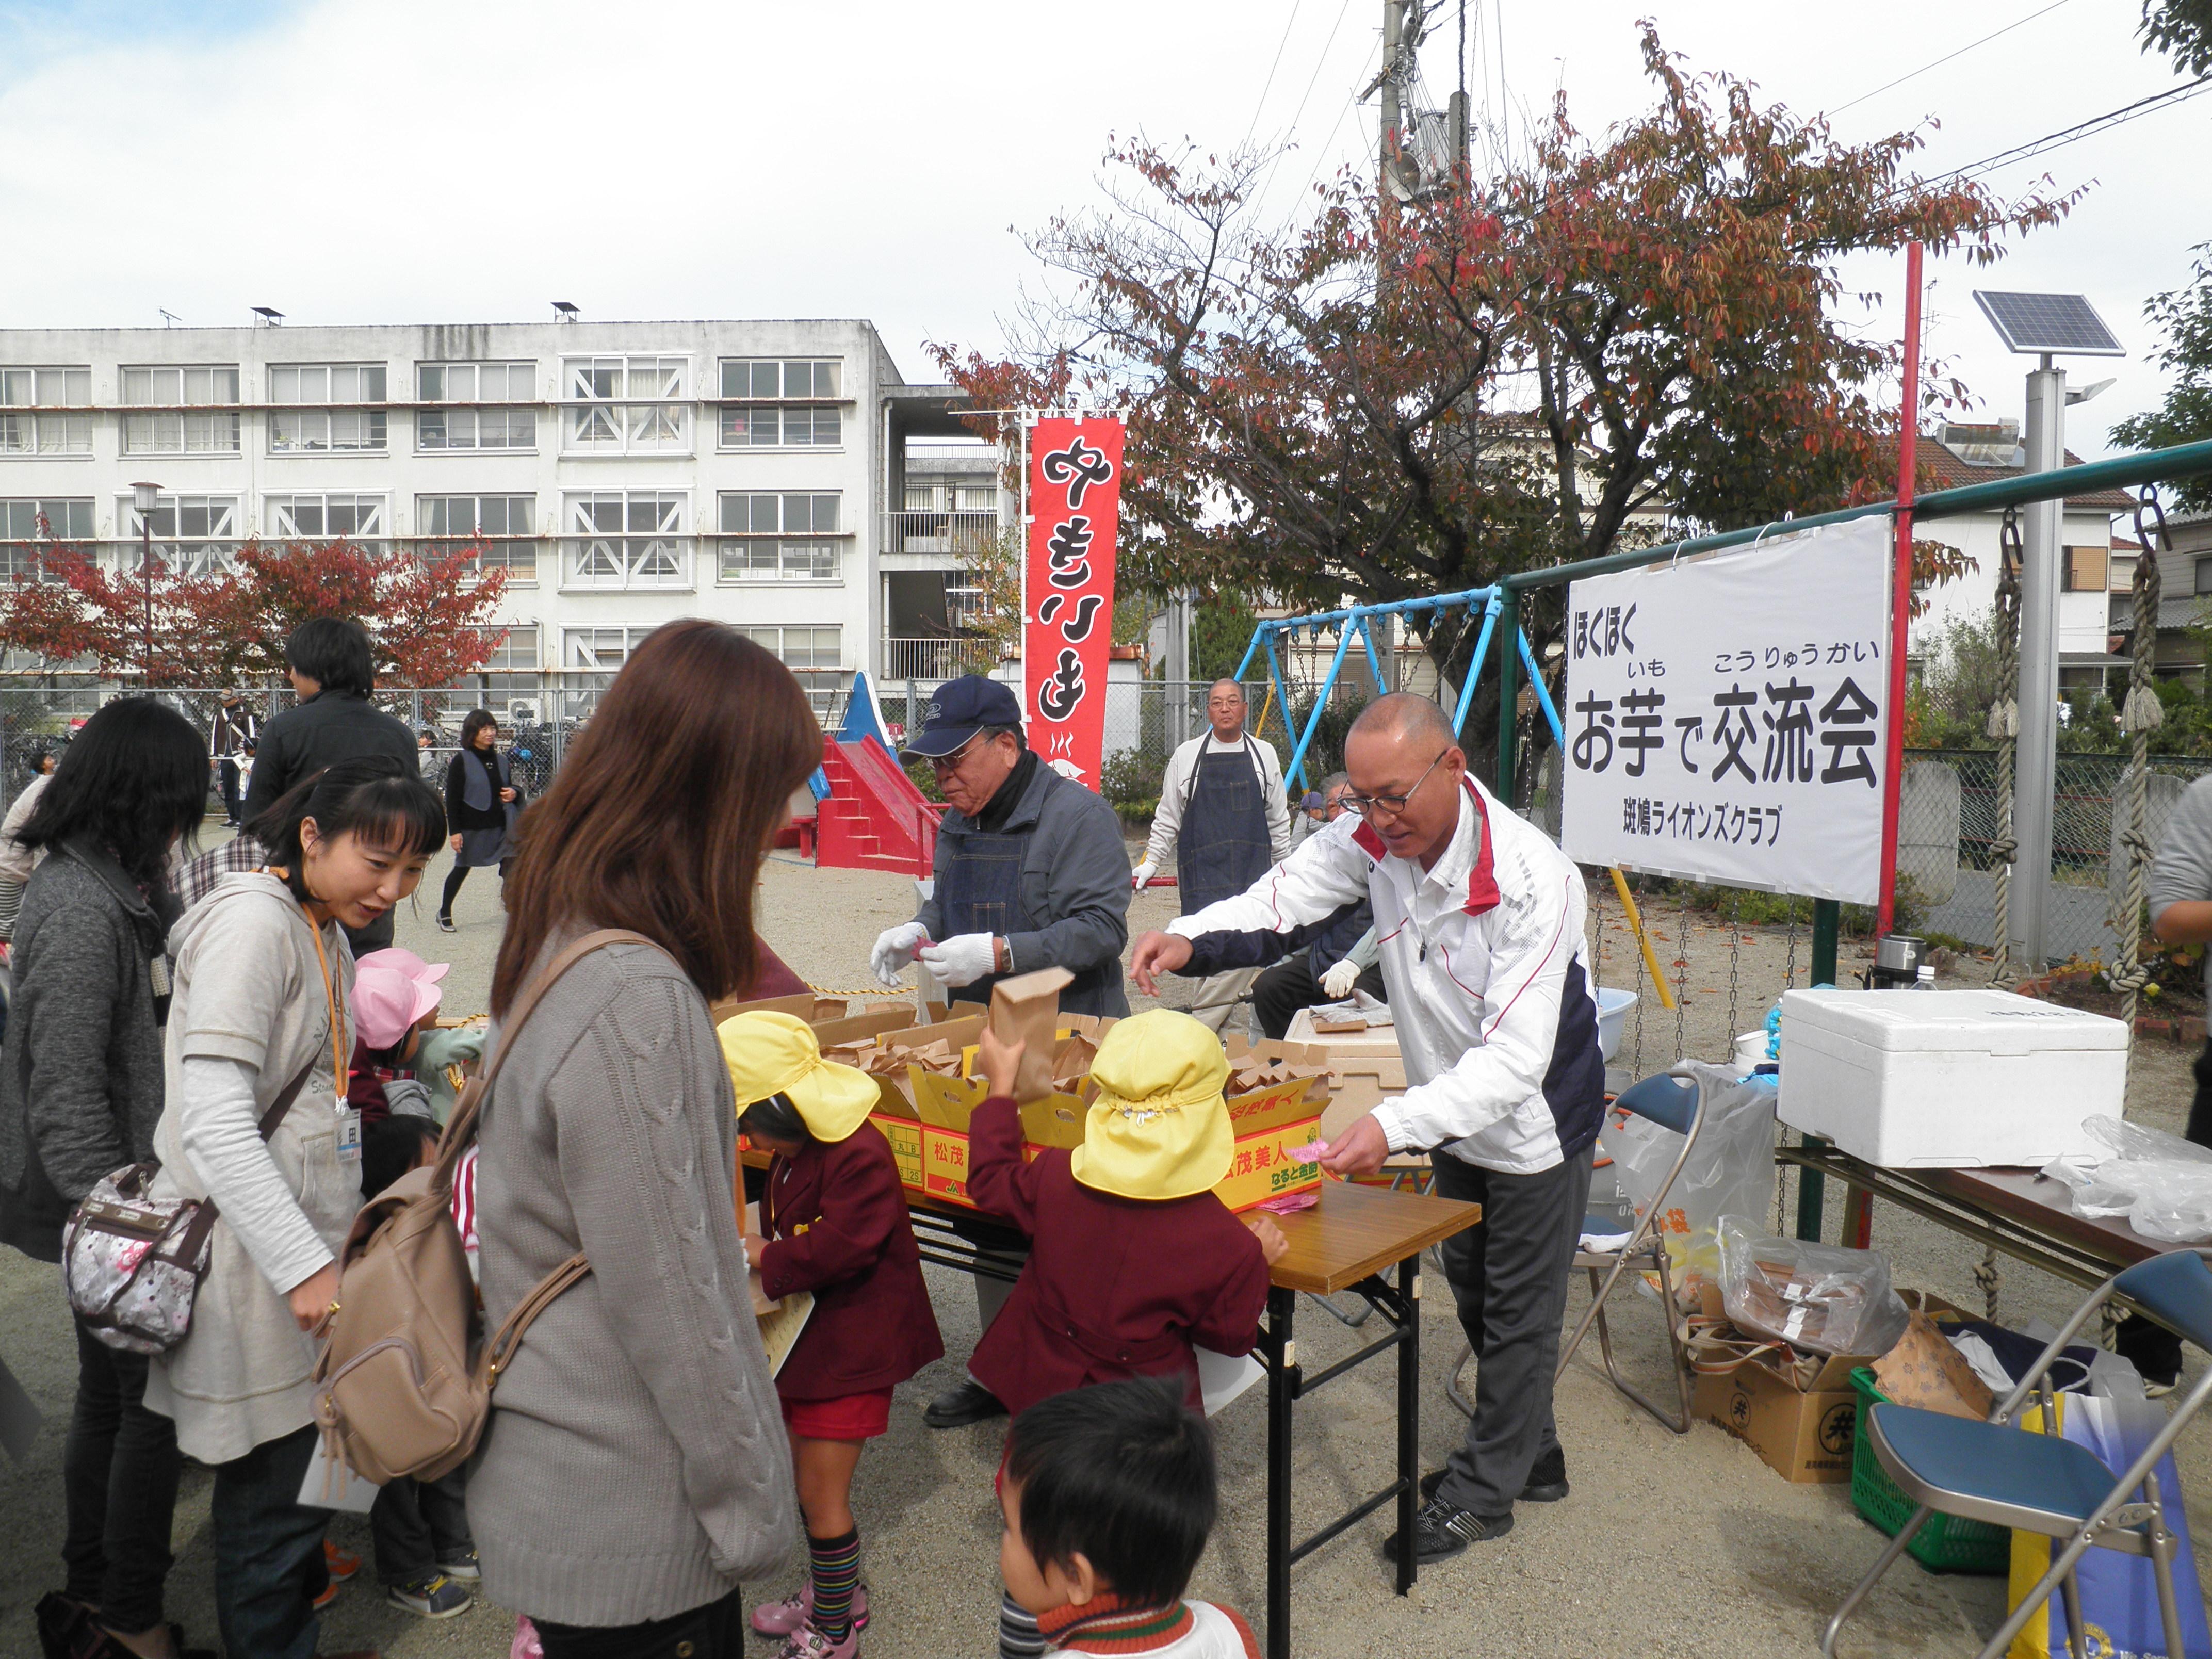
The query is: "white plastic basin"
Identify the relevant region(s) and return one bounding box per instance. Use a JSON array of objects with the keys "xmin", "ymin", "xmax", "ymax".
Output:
[{"xmin": 1595, "ymin": 986, "xmax": 1637, "ymax": 1063}]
